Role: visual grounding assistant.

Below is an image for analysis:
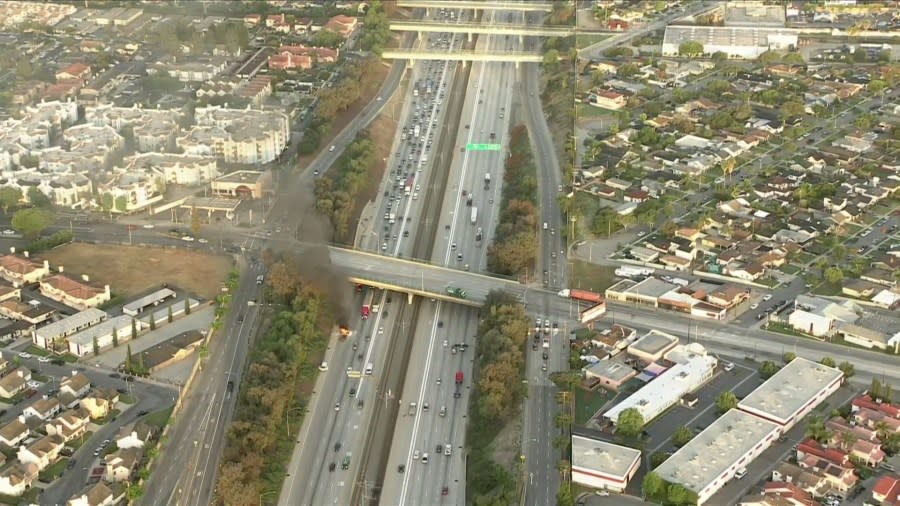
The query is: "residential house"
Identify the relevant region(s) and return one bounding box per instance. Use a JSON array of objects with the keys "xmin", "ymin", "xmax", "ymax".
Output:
[
  {"xmin": 770, "ymin": 462, "xmax": 831, "ymax": 499},
  {"xmin": 0, "ymin": 419, "xmax": 30, "ymax": 447},
  {"xmin": 850, "ymin": 395, "xmax": 900, "ymax": 434},
  {"xmin": 861, "ymin": 269, "xmax": 896, "ymax": 288},
  {"xmin": 115, "ymin": 421, "xmax": 154, "ymax": 449},
  {"xmin": 872, "ymin": 475, "xmax": 900, "ymax": 505},
  {"xmin": 623, "ymin": 189, "xmax": 650, "ymax": 203},
  {"xmin": 707, "ymin": 286, "xmax": 750, "ymax": 309},
  {"xmin": 826, "ymin": 416, "xmax": 886, "ymax": 467},
  {"xmin": 66, "ymin": 482, "xmax": 124, "ymax": 506},
  {"xmin": 17, "ymin": 434, "xmax": 65, "ymax": 471},
  {"xmin": 590, "ymin": 90, "xmax": 626, "ymax": 110},
  {"xmin": 738, "ymin": 481, "xmax": 818, "ymax": 506},
  {"xmin": 0, "ymin": 367, "xmax": 32, "ymax": 398},
  {"xmin": 104, "ymin": 447, "xmax": 143, "ymax": 483},
  {"xmin": 324, "ymin": 14, "xmax": 358, "ymax": 37},
  {"xmin": 45, "ymin": 408, "xmax": 91, "ymax": 442},
  {"xmin": 22, "ymin": 397, "xmax": 61, "ymax": 421},
  {"xmin": 726, "ymin": 262, "xmax": 765, "ymax": 281},
  {"xmin": 39, "ymin": 274, "xmax": 111, "ymax": 310},
  {"xmin": 60, "ymin": 373, "xmax": 91, "ymax": 399},
  {"xmin": 842, "ymin": 279, "xmax": 880, "ymax": 299},
  {"xmin": 0, "ymin": 253, "xmax": 50, "ymax": 285},
  {"xmin": 795, "ymin": 439, "xmax": 858, "ymax": 493},
  {"xmin": 80, "ymin": 388, "xmax": 119, "ymax": 419},
  {"xmin": 56, "ymin": 63, "xmax": 92, "ymax": 82},
  {"xmin": 0, "ymin": 463, "xmax": 38, "ymax": 497}
]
